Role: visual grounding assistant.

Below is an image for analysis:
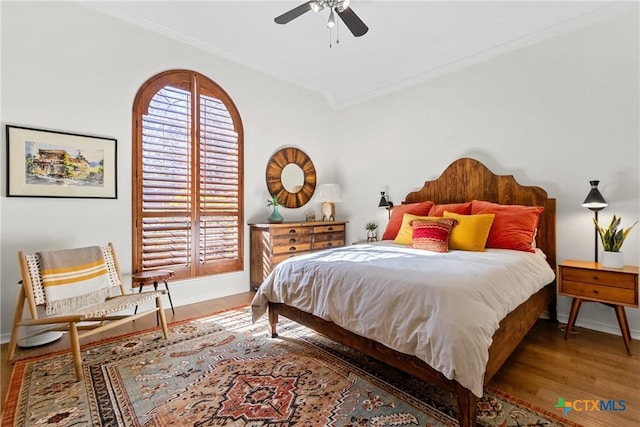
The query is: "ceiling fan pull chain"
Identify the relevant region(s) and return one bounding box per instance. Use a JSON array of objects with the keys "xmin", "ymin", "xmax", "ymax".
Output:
[
  {"xmin": 336, "ymin": 18, "xmax": 340, "ymax": 44},
  {"xmin": 329, "ymin": 27, "xmax": 332, "ymax": 48}
]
